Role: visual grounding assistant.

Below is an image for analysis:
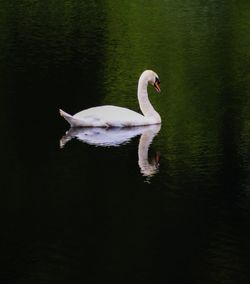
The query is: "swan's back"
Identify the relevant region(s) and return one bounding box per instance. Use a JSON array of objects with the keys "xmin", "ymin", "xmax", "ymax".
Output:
[{"xmin": 73, "ymin": 105, "xmax": 150, "ymax": 127}]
